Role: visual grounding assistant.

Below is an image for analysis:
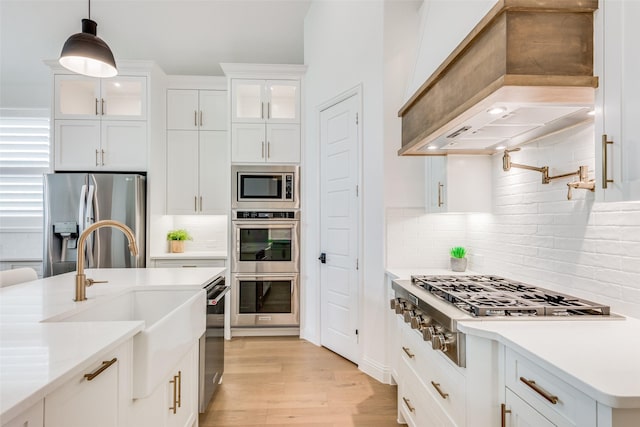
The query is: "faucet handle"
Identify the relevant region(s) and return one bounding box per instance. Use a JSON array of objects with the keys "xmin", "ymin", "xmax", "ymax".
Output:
[{"xmin": 86, "ymin": 278, "xmax": 108, "ymax": 287}]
